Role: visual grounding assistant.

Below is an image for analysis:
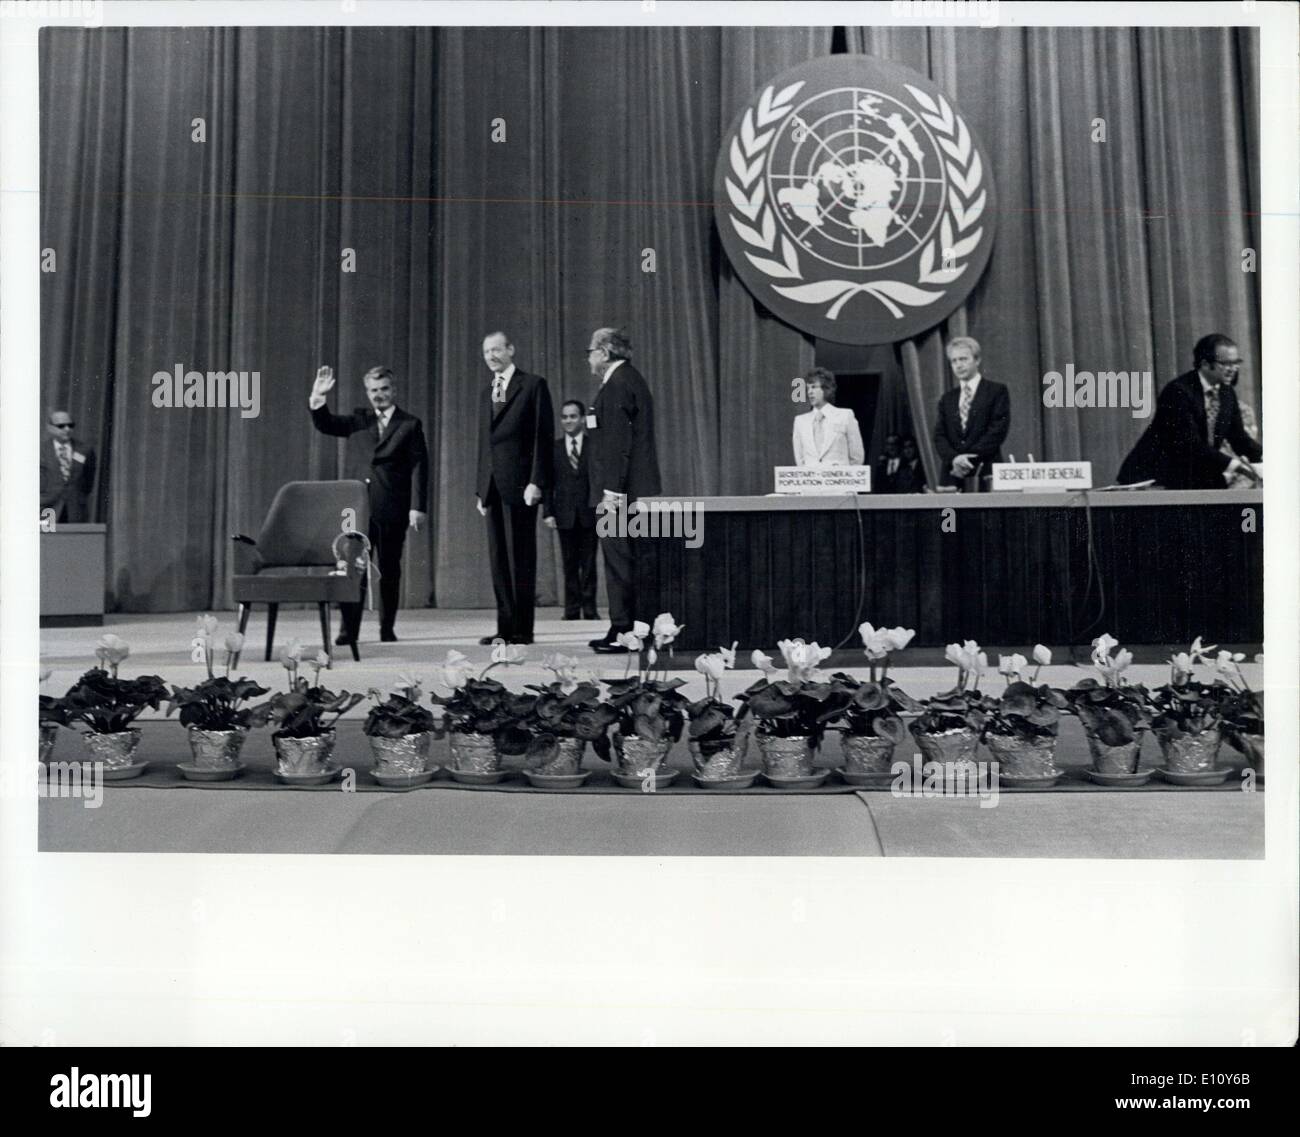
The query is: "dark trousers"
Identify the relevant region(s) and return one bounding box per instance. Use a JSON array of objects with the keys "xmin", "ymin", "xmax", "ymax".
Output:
[
  {"xmin": 599, "ymin": 529, "xmax": 636, "ymax": 633},
  {"xmin": 339, "ymin": 517, "xmax": 406, "ymax": 637},
  {"xmin": 485, "ymin": 482, "xmax": 539, "ymax": 641},
  {"xmin": 557, "ymin": 521, "xmax": 599, "ymax": 617}
]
